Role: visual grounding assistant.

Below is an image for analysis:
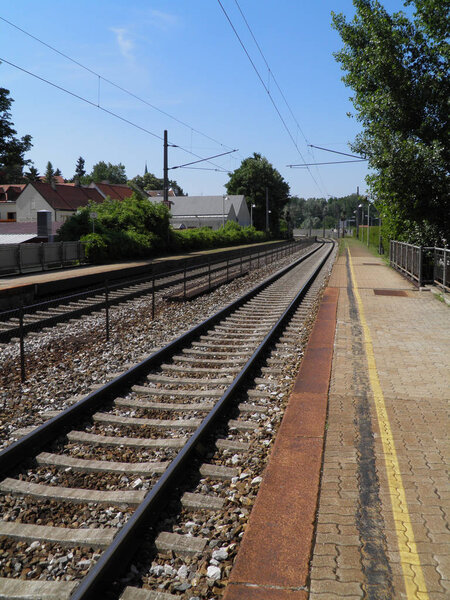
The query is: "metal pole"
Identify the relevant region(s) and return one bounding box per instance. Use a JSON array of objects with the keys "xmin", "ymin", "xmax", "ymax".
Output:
[
  {"xmin": 105, "ymin": 280, "xmax": 110, "ymax": 342},
  {"xmin": 208, "ymin": 258, "xmax": 211, "ymax": 290},
  {"xmin": 163, "ymin": 130, "xmax": 169, "ymax": 209},
  {"xmin": 19, "ymin": 304, "xmax": 25, "ymax": 383},
  {"xmin": 418, "ymin": 247, "xmax": 423, "ymax": 287},
  {"xmin": 265, "ymin": 187, "xmax": 269, "ymax": 232},
  {"xmin": 443, "ymin": 249, "xmax": 447, "ymax": 295},
  {"xmin": 367, "ymin": 203, "xmax": 370, "ymax": 247},
  {"xmin": 151, "ymin": 276, "xmax": 155, "ymax": 319}
]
